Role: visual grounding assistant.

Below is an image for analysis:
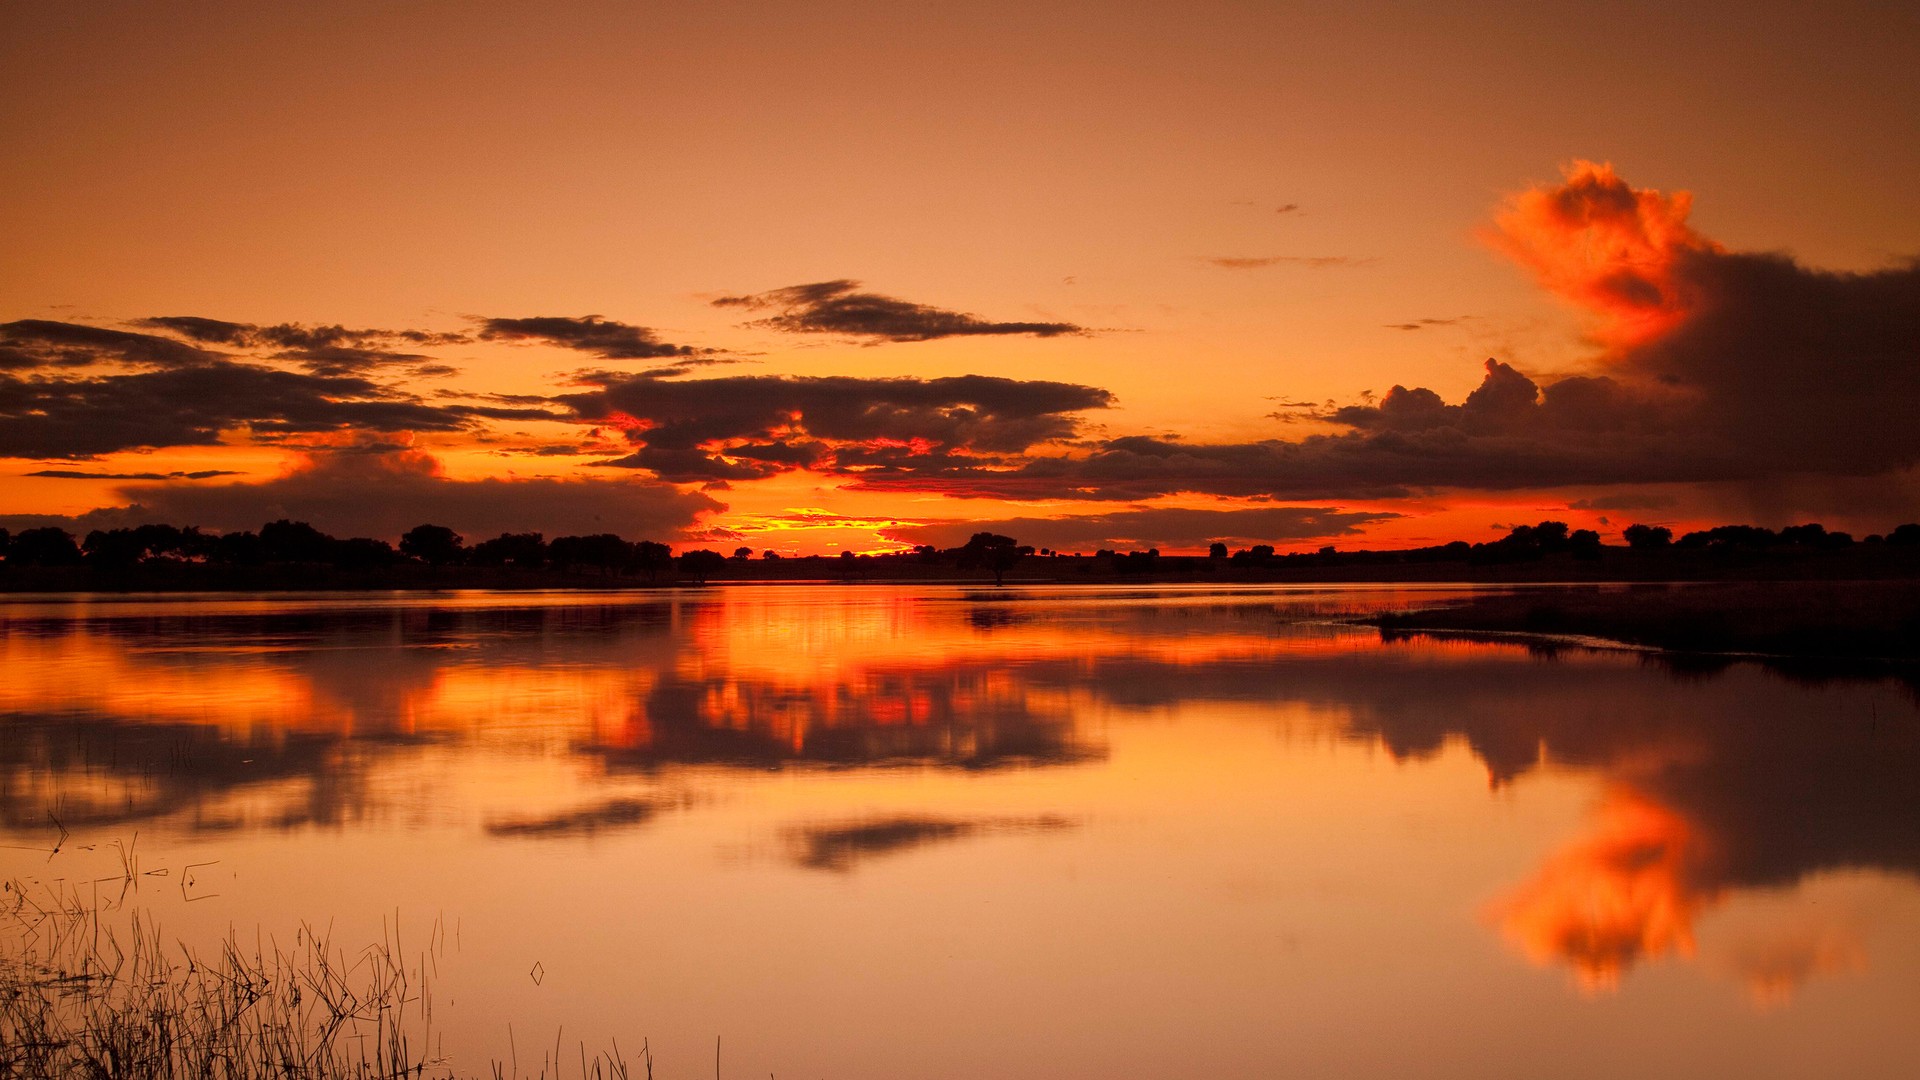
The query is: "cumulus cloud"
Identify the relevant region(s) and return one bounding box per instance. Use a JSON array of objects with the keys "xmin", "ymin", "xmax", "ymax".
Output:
[
  {"xmin": 474, "ymin": 315, "xmax": 704, "ymax": 361},
  {"xmin": 711, "ymin": 280, "xmax": 1084, "ymax": 342},
  {"xmin": 856, "ymin": 163, "xmax": 1920, "ymax": 506},
  {"xmin": 884, "ymin": 505, "xmax": 1399, "ymax": 552},
  {"xmin": 560, "ymin": 372, "xmax": 1111, "ymax": 482}
]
